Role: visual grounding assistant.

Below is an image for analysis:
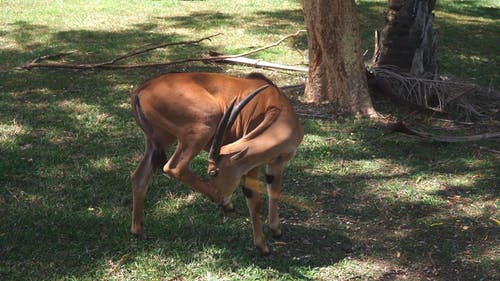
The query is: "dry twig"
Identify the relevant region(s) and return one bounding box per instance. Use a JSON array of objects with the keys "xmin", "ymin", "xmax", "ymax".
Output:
[
  {"xmin": 31, "ymin": 50, "xmax": 79, "ymax": 63},
  {"xmin": 20, "ymin": 30, "xmax": 307, "ymax": 71},
  {"xmin": 208, "ymin": 51, "xmax": 308, "ymax": 72},
  {"xmin": 210, "ymin": 29, "xmax": 306, "ymax": 60},
  {"xmin": 21, "ymin": 33, "xmax": 222, "ymax": 70}
]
